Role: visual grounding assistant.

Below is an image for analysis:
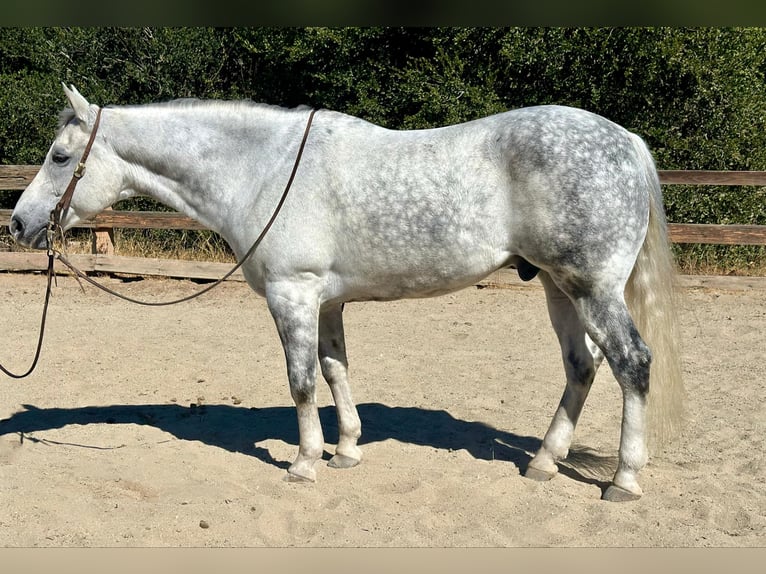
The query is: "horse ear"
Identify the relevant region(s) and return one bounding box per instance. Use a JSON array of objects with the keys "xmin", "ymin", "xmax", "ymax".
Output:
[{"xmin": 62, "ymin": 83, "xmax": 91, "ymax": 123}]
